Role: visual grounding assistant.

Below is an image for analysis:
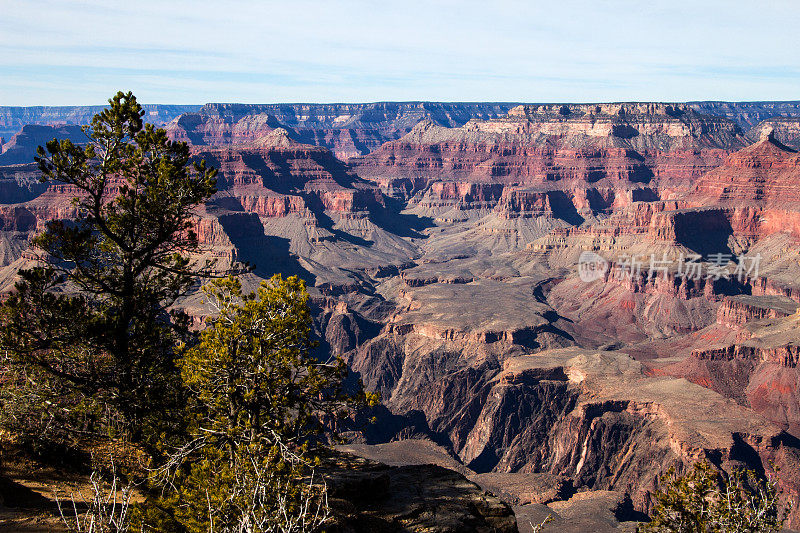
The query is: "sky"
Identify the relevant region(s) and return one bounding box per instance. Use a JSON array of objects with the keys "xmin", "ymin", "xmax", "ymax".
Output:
[{"xmin": 1, "ymin": 0, "xmax": 799, "ymax": 106}]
